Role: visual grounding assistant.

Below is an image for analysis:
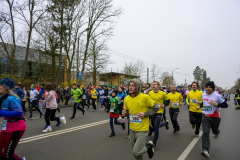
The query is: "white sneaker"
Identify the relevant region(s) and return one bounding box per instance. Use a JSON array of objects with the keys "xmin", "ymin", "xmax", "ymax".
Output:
[
  {"xmin": 201, "ymin": 149, "xmax": 210, "ymax": 159},
  {"xmin": 61, "ymin": 116, "xmax": 66, "ymax": 124},
  {"xmin": 43, "ymin": 127, "xmax": 52, "ymax": 133}
]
